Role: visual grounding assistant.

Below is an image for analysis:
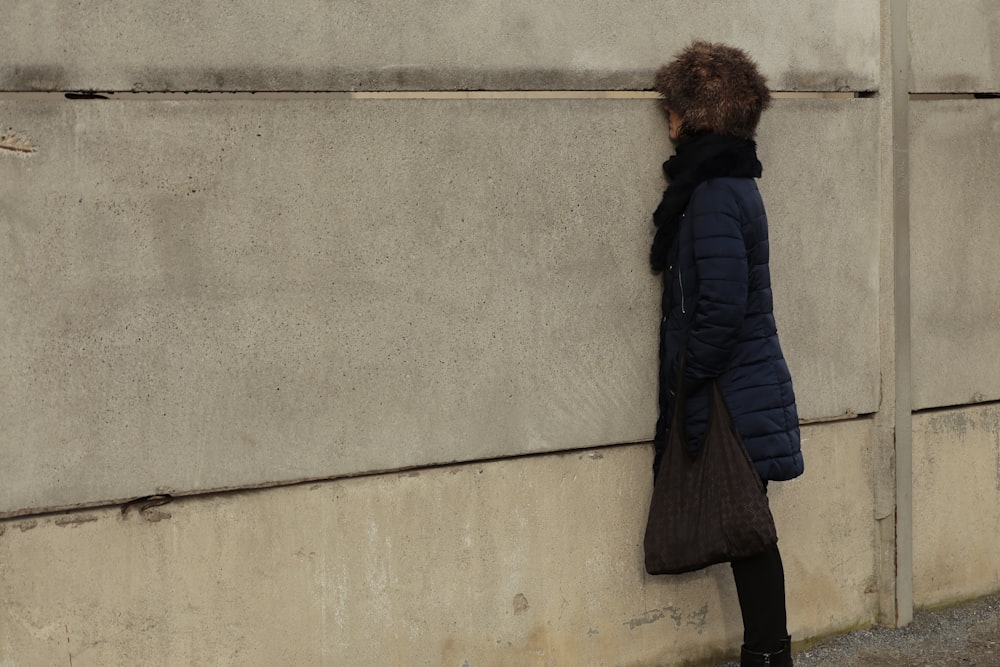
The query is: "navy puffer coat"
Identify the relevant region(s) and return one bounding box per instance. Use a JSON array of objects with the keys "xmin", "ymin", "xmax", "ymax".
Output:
[{"xmin": 655, "ymin": 177, "xmax": 803, "ymax": 482}]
